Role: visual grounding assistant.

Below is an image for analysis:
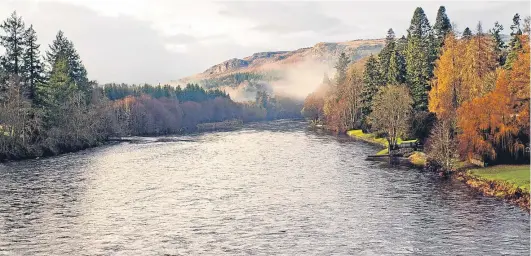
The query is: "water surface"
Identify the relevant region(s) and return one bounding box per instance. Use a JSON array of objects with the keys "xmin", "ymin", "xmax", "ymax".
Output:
[{"xmin": 0, "ymin": 120, "xmax": 528, "ymax": 255}]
